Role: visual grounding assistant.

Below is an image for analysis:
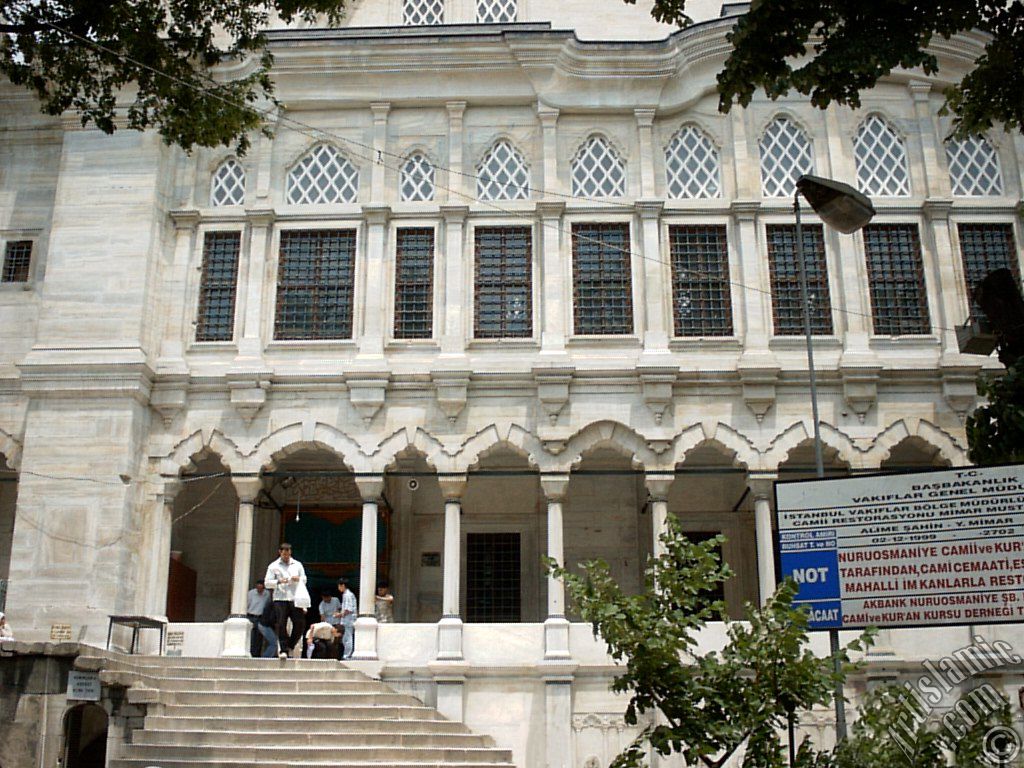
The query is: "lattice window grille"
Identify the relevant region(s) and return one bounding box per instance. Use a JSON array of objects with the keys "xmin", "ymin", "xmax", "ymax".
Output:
[
  {"xmin": 958, "ymin": 224, "xmax": 1020, "ymax": 317},
  {"xmin": 1, "ymin": 240, "xmax": 32, "ymax": 283},
  {"xmin": 571, "ymin": 136, "xmax": 626, "ymax": 198},
  {"xmin": 195, "ymin": 231, "xmax": 241, "ymax": 342},
  {"xmin": 864, "ymin": 224, "xmax": 930, "ymax": 336},
  {"xmin": 854, "ymin": 116, "xmax": 910, "ymax": 196},
  {"xmin": 210, "ymin": 159, "xmax": 246, "ymax": 206},
  {"xmin": 477, "ymin": 0, "xmax": 517, "ymax": 22},
  {"xmin": 404, "ymin": 0, "xmax": 444, "ymax": 25},
  {"xmin": 665, "ymin": 126, "xmax": 722, "ymax": 199},
  {"xmin": 477, "ymin": 141, "xmax": 530, "ymax": 201},
  {"xmin": 474, "ymin": 227, "xmax": 532, "ymax": 338},
  {"xmin": 759, "ymin": 118, "xmax": 814, "ymax": 198},
  {"xmin": 400, "ymin": 153, "xmax": 436, "ymax": 202},
  {"xmin": 274, "ymin": 229, "xmax": 356, "ymax": 340},
  {"xmin": 394, "ymin": 228, "xmax": 435, "ymax": 339},
  {"xmin": 286, "ymin": 145, "xmax": 359, "ymax": 205},
  {"xmin": 766, "ymin": 225, "xmax": 833, "ymax": 336},
  {"xmin": 946, "ymin": 136, "xmax": 1004, "ymax": 196},
  {"xmin": 572, "ymin": 223, "xmax": 633, "ymax": 335}
]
